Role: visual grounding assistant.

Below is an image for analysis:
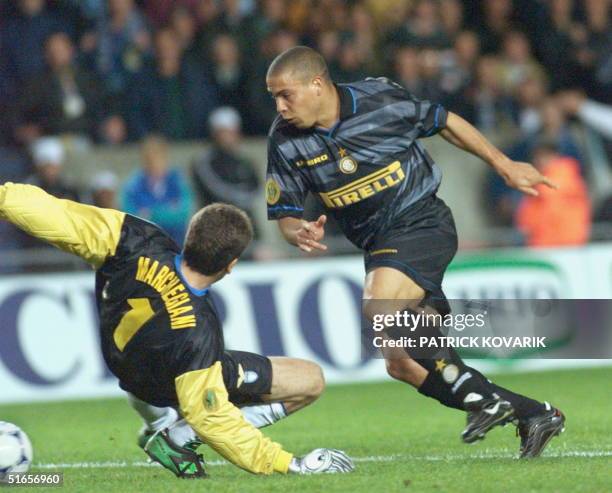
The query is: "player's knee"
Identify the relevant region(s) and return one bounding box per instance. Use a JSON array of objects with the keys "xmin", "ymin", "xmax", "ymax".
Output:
[
  {"xmin": 362, "ymin": 288, "xmax": 425, "ymax": 325},
  {"xmin": 364, "ymin": 267, "xmax": 426, "ymax": 302},
  {"xmin": 303, "ymin": 361, "xmax": 325, "ymax": 404}
]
